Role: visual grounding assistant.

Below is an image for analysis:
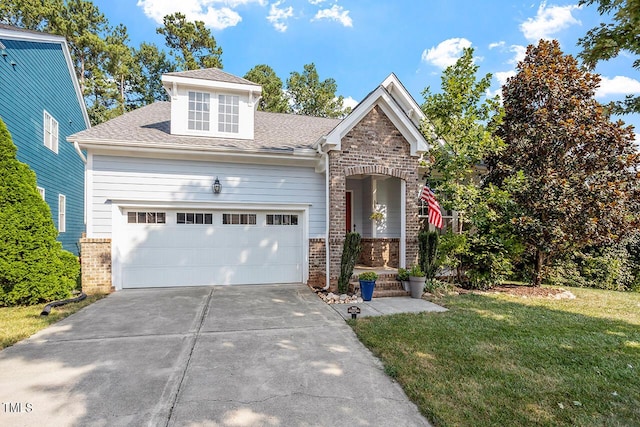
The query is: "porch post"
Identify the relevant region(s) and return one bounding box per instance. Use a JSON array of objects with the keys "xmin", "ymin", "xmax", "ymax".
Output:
[{"xmin": 400, "ymin": 179, "xmax": 406, "ymax": 268}]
